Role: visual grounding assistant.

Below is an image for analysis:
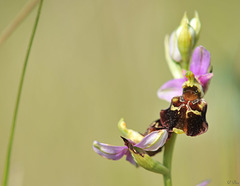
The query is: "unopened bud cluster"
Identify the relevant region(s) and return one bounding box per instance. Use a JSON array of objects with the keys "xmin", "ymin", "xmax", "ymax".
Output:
[{"xmin": 167, "ymin": 12, "xmax": 201, "ymax": 76}]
